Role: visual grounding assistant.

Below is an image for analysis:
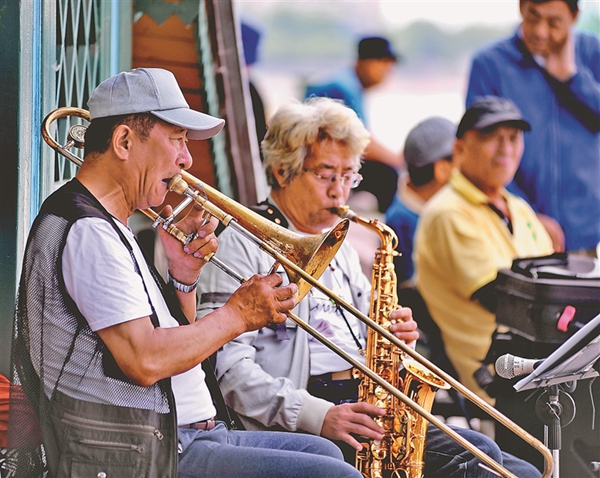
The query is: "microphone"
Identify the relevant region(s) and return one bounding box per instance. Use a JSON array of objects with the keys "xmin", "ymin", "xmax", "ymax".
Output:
[{"xmin": 495, "ymin": 354, "xmax": 543, "ymax": 379}]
